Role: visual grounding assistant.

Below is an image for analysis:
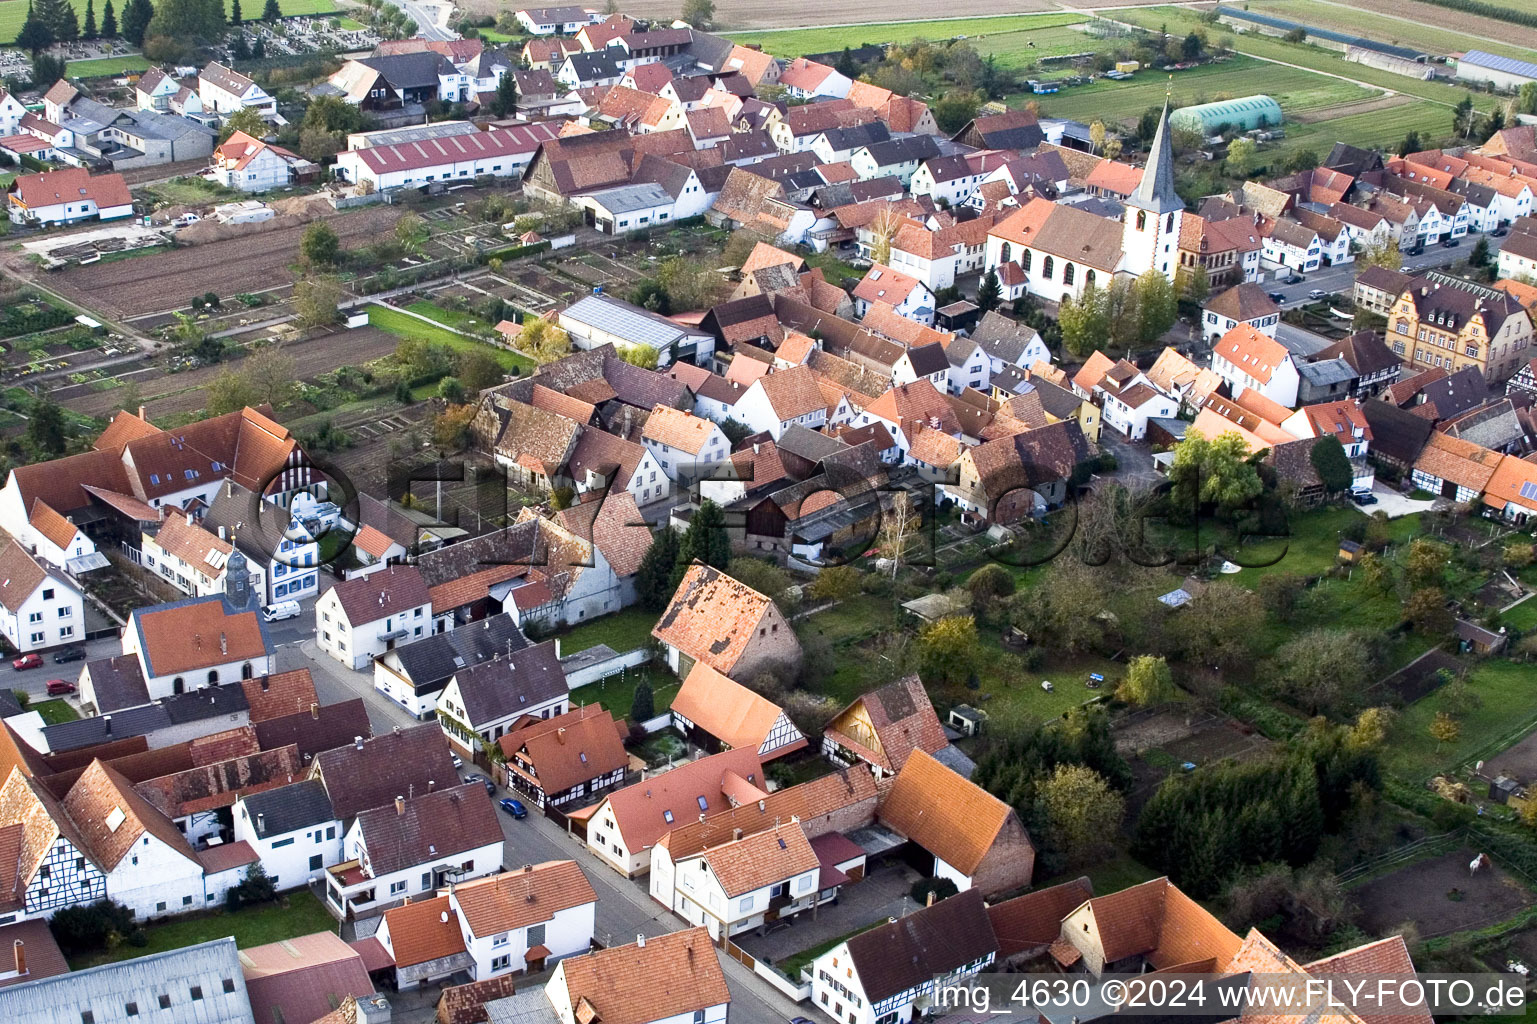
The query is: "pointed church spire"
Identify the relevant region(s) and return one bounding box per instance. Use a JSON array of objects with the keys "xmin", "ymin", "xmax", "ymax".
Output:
[{"xmin": 1127, "ymin": 88, "xmax": 1183, "ymax": 216}]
